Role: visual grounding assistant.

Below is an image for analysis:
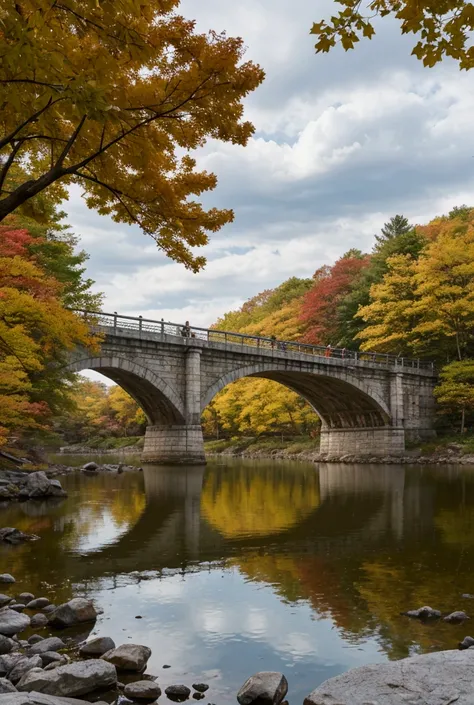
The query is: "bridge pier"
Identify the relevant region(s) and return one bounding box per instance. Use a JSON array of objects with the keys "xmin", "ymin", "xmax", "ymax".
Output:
[
  {"xmin": 320, "ymin": 426, "xmax": 405, "ymax": 457},
  {"xmin": 141, "ymin": 347, "xmax": 206, "ymax": 465}
]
